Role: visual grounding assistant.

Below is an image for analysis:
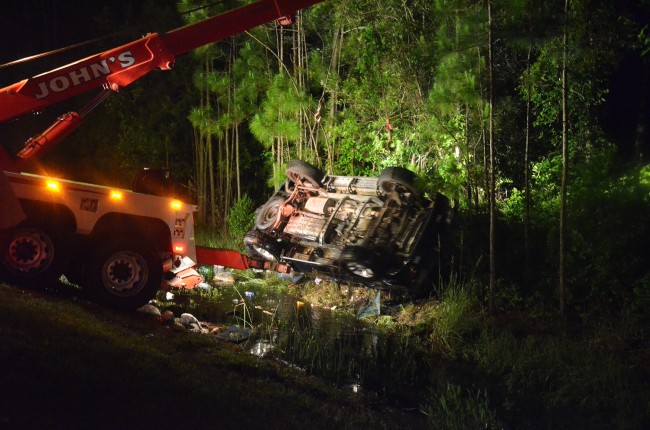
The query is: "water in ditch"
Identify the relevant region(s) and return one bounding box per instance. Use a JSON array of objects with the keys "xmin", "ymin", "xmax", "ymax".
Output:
[{"xmin": 156, "ymin": 270, "xmax": 436, "ymax": 411}]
